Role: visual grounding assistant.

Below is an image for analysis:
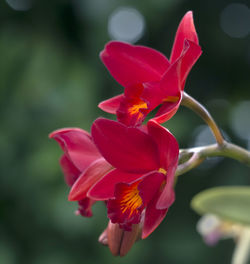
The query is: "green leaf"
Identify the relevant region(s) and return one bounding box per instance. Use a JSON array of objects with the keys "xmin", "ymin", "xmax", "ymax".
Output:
[{"xmin": 191, "ymin": 186, "xmax": 250, "ymax": 226}]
